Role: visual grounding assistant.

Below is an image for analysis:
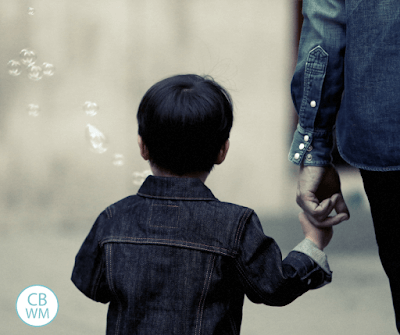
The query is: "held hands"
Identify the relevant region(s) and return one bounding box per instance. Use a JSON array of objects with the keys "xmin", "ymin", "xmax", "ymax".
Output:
[
  {"xmin": 296, "ymin": 165, "xmax": 350, "ymax": 228},
  {"xmin": 298, "ymin": 212, "xmax": 332, "ymax": 250}
]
